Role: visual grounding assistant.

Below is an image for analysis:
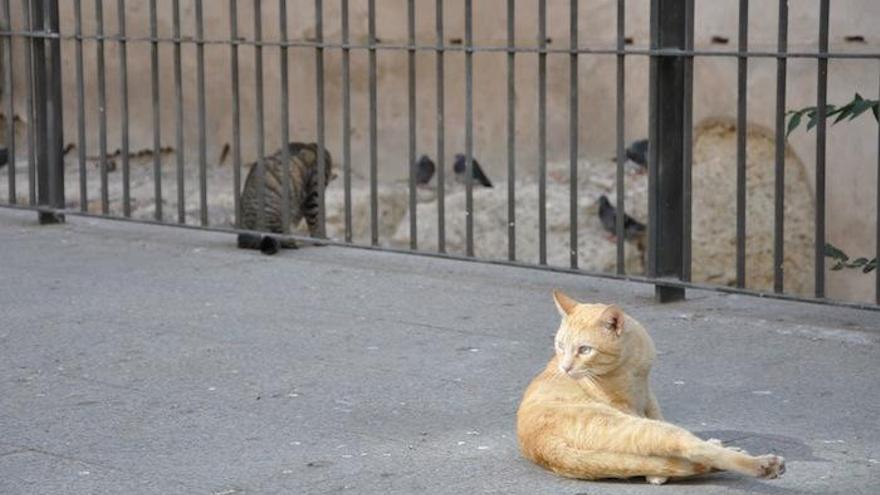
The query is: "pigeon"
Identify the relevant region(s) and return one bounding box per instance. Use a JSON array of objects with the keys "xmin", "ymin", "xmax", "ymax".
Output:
[
  {"xmin": 414, "ymin": 154, "xmax": 436, "ymax": 186},
  {"xmin": 625, "ymin": 139, "xmax": 648, "ymax": 169},
  {"xmin": 453, "ymin": 153, "xmax": 493, "ymax": 188},
  {"xmin": 0, "ymin": 147, "xmax": 7, "ymax": 168},
  {"xmin": 597, "ymin": 195, "xmax": 646, "ymax": 241}
]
